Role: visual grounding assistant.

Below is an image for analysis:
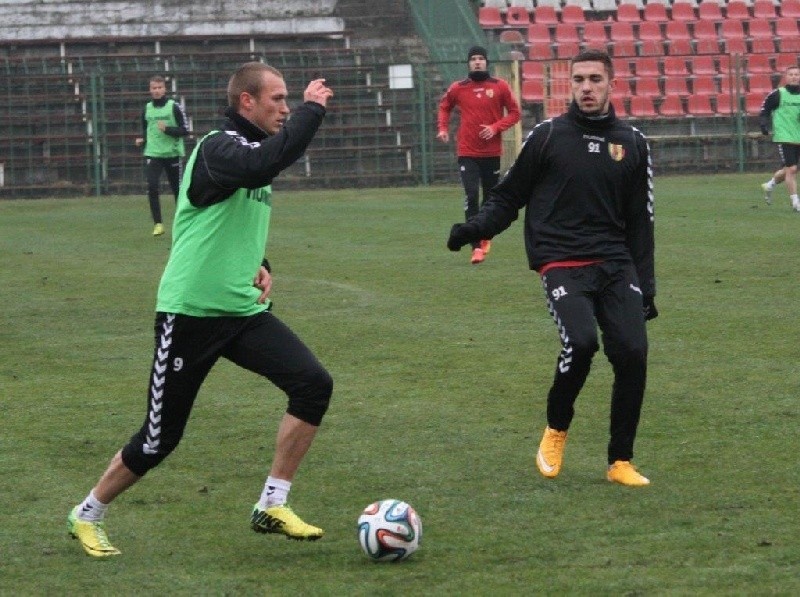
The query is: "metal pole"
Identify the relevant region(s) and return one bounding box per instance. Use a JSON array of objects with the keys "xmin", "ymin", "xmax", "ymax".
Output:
[
  {"xmin": 417, "ymin": 65, "xmax": 429, "ymax": 185},
  {"xmin": 90, "ymin": 72, "xmax": 102, "ymax": 197}
]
